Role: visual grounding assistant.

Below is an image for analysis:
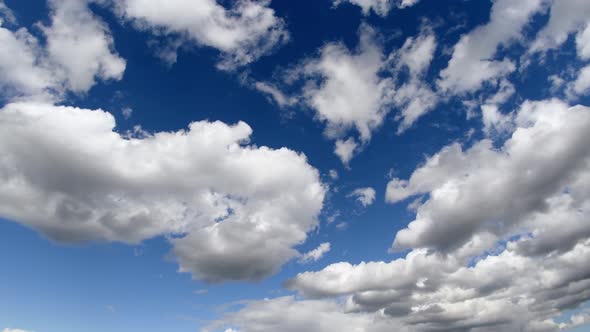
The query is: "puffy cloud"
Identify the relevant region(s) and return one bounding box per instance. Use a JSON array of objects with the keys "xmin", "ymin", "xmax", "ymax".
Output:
[
  {"xmin": 0, "ymin": 21, "xmax": 55, "ymax": 97},
  {"xmin": 348, "ymin": 187, "xmax": 376, "ymax": 207},
  {"xmin": 530, "ymin": 0, "xmax": 590, "ymax": 59},
  {"xmin": 570, "ymin": 64, "xmax": 590, "ymax": 97},
  {"xmin": 0, "ymin": 101, "xmax": 325, "ymax": 282},
  {"xmin": 332, "ymin": 0, "xmax": 421, "ymax": 17},
  {"xmin": 208, "ymin": 98, "xmax": 590, "ymax": 331},
  {"xmin": 299, "ymin": 242, "xmax": 331, "ymax": 263},
  {"xmin": 386, "ymin": 99, "xmax": 590, "ymax": 252},
  {"xmin": 254, "ymin": 27, "xmax": 437, "ymax": 164},
  {"xmin": 276, "ymin": 24, "xmax": 394, "ymax": 165},
  {"xmin": 205, "ymin": 296, "xmax": 393, "ymax": 332},
  {"xmin": 295, "ymin": 24, "xmax": 393, "ymax": 143},
  {"xmin": 0, "ymin": 0, "xmax": 125, "ymax": 99},
  {"xmin": 40, "ymin": 0, "xmax": 126, "ymax": 93},
  {"xmin": 438, "ymin": 0, "xmax": 545, "ymax": 94},
  {"xmin": 281, "ymin": 239, "xmax": 590, "ymax": 332},
  {"xmin": 388, "ymin": 28, "xmax": 438, "ymax": 132},
  {"xmin": 334, "ymin": 138, "xmax": 359, "ymax": 166},
  {"xmin": 114, "ymin": 0, "xmax": 289, "ymax": 70}
]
